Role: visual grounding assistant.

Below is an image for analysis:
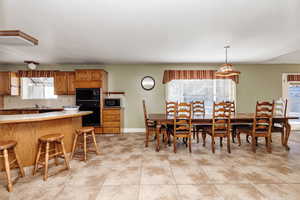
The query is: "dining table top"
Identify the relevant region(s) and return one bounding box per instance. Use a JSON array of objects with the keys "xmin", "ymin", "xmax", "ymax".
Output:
[{"xmin": 148, "ymin": 113, "xmax": 298, "ymax": 122}]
